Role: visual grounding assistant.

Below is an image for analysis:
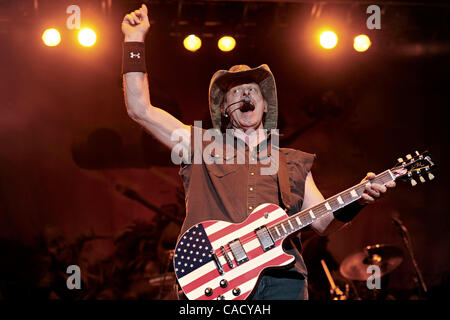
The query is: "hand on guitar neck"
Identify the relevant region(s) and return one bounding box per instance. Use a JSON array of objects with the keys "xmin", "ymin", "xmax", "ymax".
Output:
[{"xmin": 358, "ymin": 172, "xmax": 396, "ymax": 205}]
